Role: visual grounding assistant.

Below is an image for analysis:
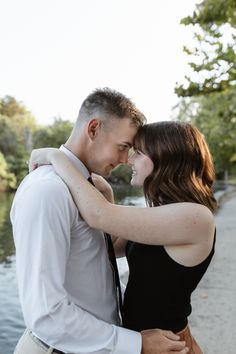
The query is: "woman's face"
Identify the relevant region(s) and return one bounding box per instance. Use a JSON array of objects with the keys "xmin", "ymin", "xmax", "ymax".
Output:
[{"xmin": 129, "ymin": 149, "xmax": 154, "ymax": 187}]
